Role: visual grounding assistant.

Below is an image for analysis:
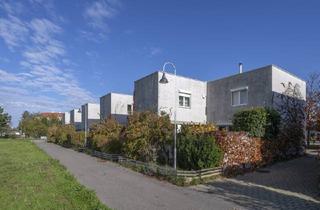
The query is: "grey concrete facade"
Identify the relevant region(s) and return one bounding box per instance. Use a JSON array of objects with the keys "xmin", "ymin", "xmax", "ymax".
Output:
[
  {"xmin": 134, "ymin": 72, "xmax": 207, "ymax": 124},
  {"xmin": 81, "ymin": 103, "xmax": 100, "ymax": 132},
  {"xmin": 206, "ymin": 65, "xmax": 306, "ymax": 125},
  {"xmin": 70, "ymin": 109, "xmax": 82, "ymax": 131},
  {"xmin": 134, "ymin": 65, "xmax": 306, "ymax": 126},
  {"xmin": 134, "ymin": 72, "xmax": 159, "ymax": 113},
  {"xmin": 62, "ymin": 112, "xmax": 70, "ymax": 125},
  {"xmin": 100, "ymin": 92, "xmax": 133, "ymax": 124}
]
